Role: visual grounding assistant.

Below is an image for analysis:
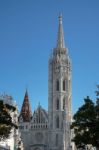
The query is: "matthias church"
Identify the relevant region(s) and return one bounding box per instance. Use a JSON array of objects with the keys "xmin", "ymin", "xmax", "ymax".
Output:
[{"xmin": 19, "ymin": 15, "xmax": 74, "ymax": 150}]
